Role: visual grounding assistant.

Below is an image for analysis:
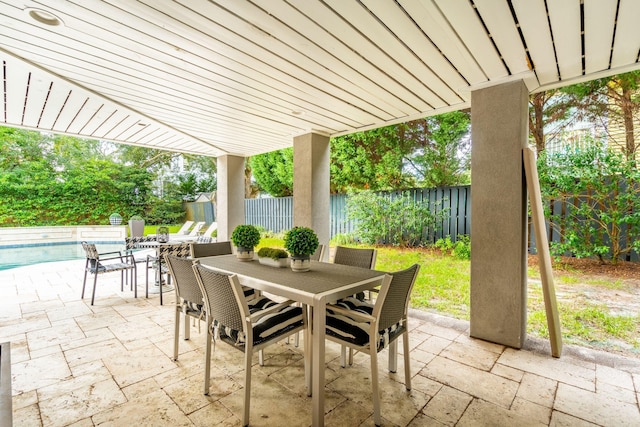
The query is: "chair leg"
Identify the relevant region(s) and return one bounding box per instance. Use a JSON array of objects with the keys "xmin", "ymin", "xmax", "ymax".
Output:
[
  {"xmin": 258, "ymin": 349, "xmax": 264, "ymax": 366},
  {"xmin": 243, "ymin": 348, "xmax": 252, "ymax": 427},
  {"xmin": 304, "ymin": 325, "xmax": 311, "ymax": 397},
  {"xmin": 204, "ymin": 318, "xmax": 212, "ymax": 395},
  {"xmin": 184, "ymin": 313, "xmax": 190, "ymax": 340},
  {"xmin": 90, "ymin": 273, "xmax": 99, "ymax": 306},
  {"xmin": 370, "ymin": 349, "xmax": 381, "ymax": 426},
  {"xmin": 145, "ymin": 261, "xmax": 150, "ymax": 298},
  {"xmin": 340, "ymin": 345, "xmax": 346, "ymax": 368},
  {"xmin": 173, "ymin": 308, "xmax": 180, "ymax": 361},
  {"xmin": 403, "ymin": 332, "xmax": 411, "ymax": 391},
  {"xmin": 81, "ymin": 269, "xmax": 88, "ymax": 299},
  {"xmin": 389, "ymin": 340, "xmax": 398, "ymax": 373},
  {"xmin": 159, "ymin": 269, "xmax": 164, "ymax": 306}
]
